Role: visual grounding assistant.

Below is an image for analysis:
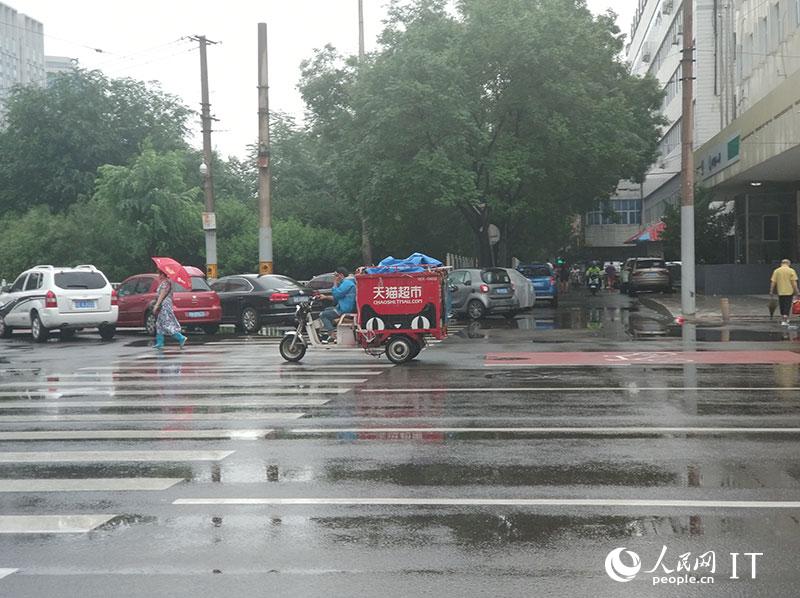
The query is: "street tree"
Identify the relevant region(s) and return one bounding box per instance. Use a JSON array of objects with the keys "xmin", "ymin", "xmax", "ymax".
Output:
[{"xmin": 661, "ymin": 186, "xmax": 734, "ymax": 264}]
